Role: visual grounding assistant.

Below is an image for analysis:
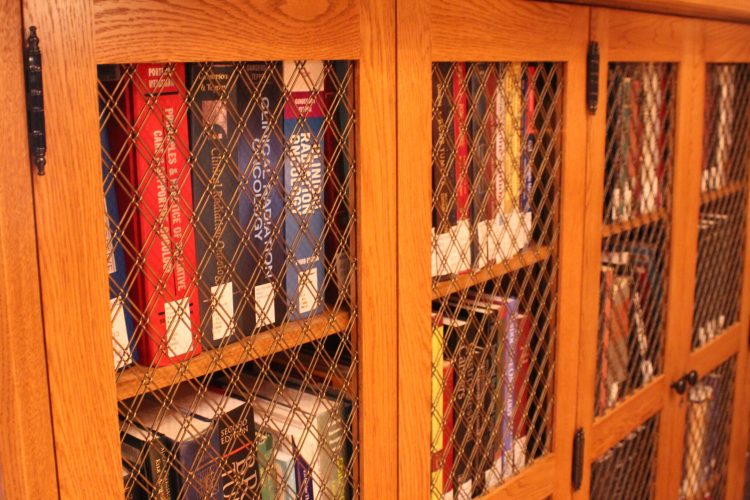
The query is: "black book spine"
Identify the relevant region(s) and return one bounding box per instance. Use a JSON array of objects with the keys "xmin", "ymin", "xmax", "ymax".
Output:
[
  {"xmin": 433, "ymin": 63, "xmax": 457, "ymax": 235},
  {"xmin": 168, "ymin": 428, "xmax": 222, "ymax": 500},
  {"xmin": 189, "ymin": 62, "xmax": 252, "ymax": 346},
  {"xmin": 240, "ymin": 62, "xmax": 287, "ymax": 328},
  {"xmin": 219, "ymin": 402, "xmax": 262, "ymax": 498},
  {"xmin": 123, "ymin": 432, "xmax": 172, "ymax": 500}
]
